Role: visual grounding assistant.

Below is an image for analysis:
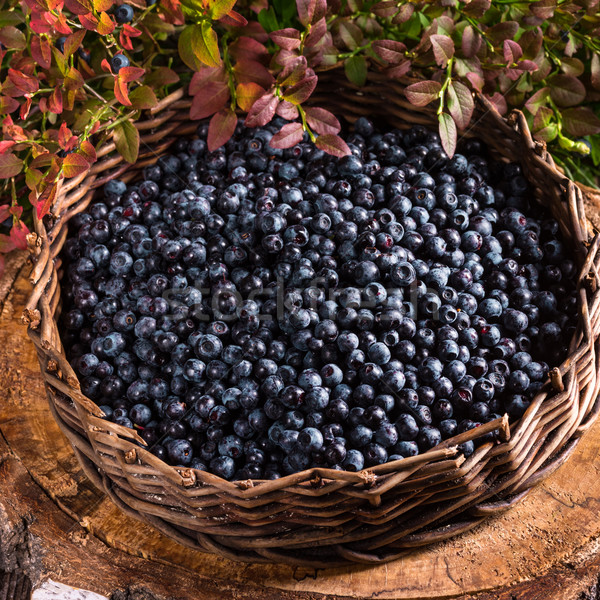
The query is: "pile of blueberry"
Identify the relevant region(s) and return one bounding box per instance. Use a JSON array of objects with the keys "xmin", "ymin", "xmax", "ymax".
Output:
[{"xmin": 60, "ymin": 117, "xmax": 579, "ymax": 480}]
